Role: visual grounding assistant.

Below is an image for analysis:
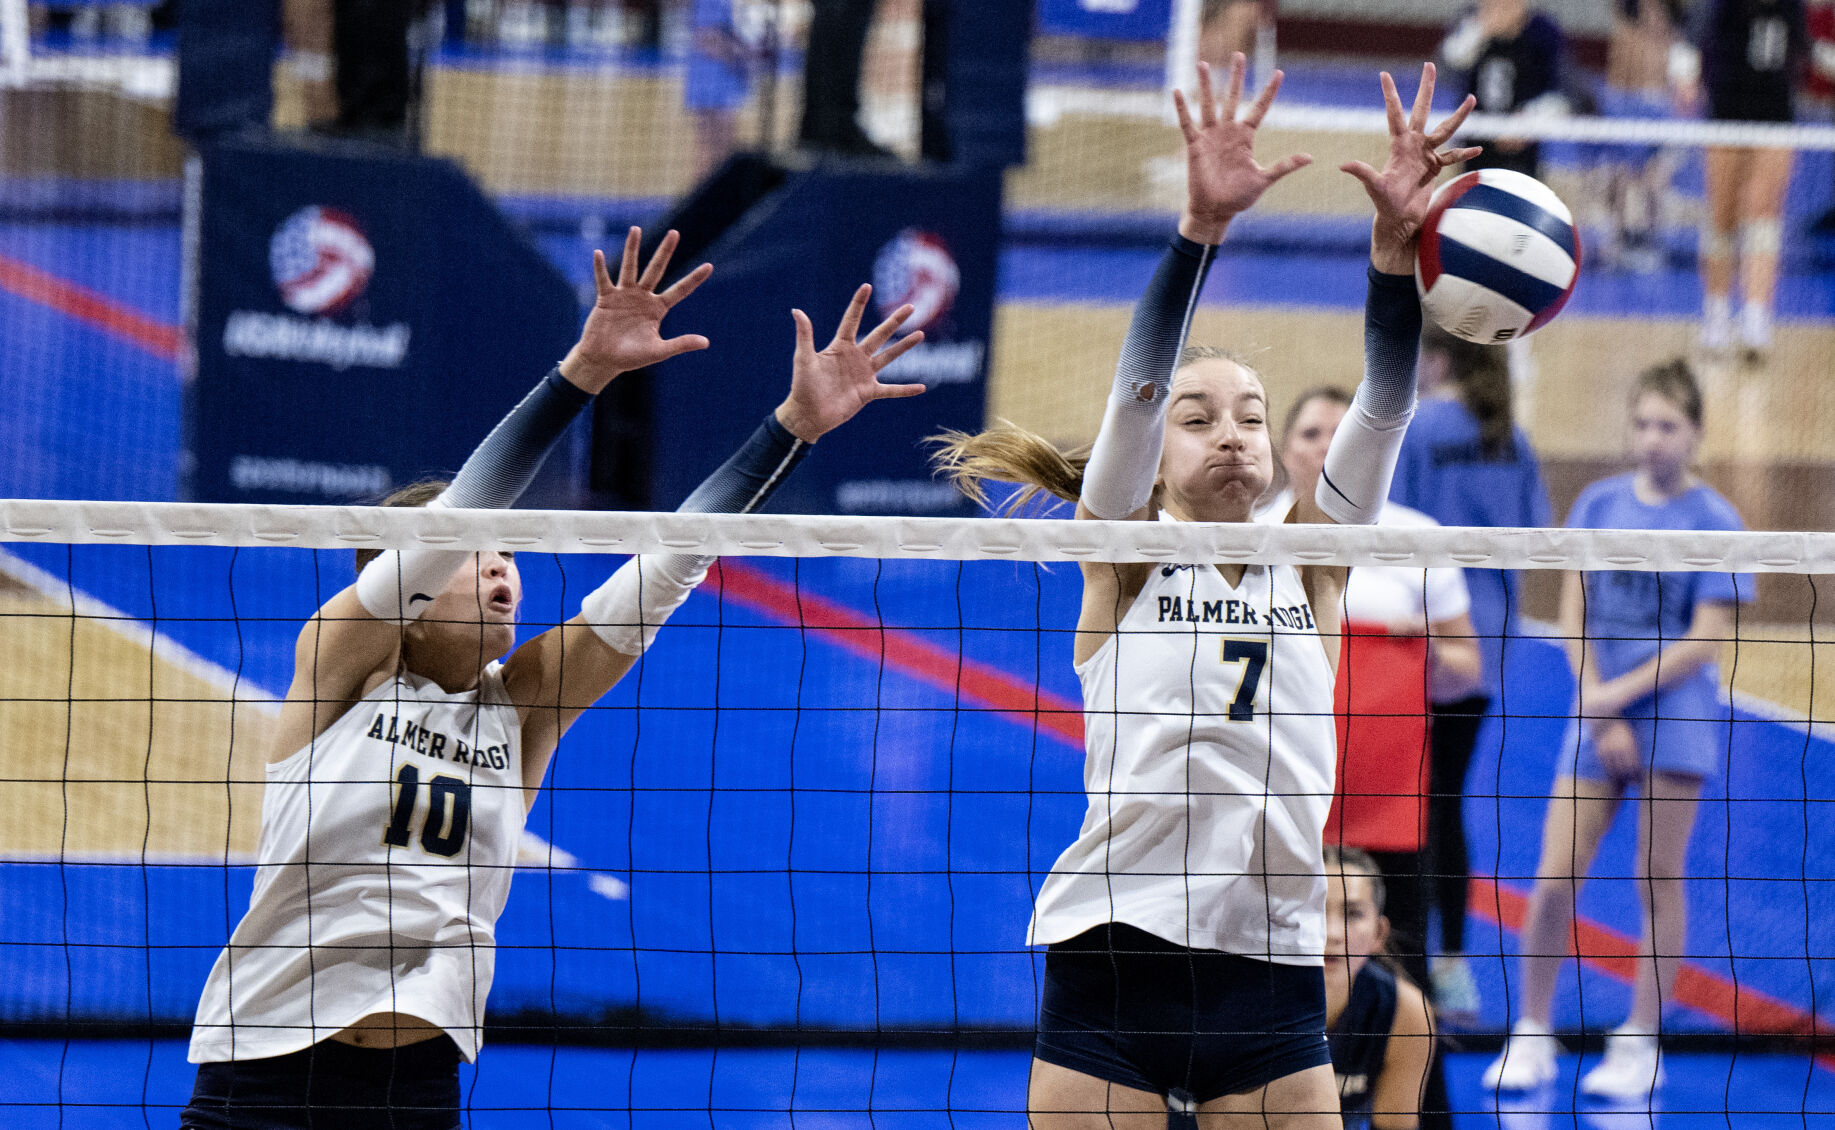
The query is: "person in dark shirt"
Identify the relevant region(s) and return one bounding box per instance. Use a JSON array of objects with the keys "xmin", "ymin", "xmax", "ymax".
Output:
[
  {"xmin": 1440, "ymin": 0, "xmax": 1569, "ymax": 177},
  {"xmin": 1325, "ymin": 846, "xmax": 1435, "ymax": 1130},
  {"xmin": 1676, "ymin": 0, "xmax": 1809, "ymax": 357}
]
